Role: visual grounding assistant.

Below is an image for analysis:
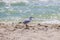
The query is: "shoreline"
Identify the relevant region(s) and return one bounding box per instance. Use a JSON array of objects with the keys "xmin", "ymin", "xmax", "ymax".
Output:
[{"xmin": 0, "ymin": 21, "xmax": 60, "ymax": 30}]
